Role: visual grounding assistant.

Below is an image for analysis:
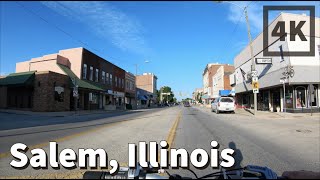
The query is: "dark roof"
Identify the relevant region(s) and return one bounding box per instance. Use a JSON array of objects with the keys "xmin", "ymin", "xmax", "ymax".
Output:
[
  {"xmin": 0, "ymin": 71, "xmax": 35, "ymax": 86},
  {"xmin": 58, "ymin": 64, "xmax": 104, "ymax": 91}
]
